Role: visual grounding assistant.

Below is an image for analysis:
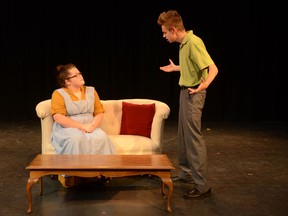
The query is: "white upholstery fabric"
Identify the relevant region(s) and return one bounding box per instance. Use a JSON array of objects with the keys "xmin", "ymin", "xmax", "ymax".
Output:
[{"xmin": 35, "ymin": 99, "xmax": 170, "ymax": 155}]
